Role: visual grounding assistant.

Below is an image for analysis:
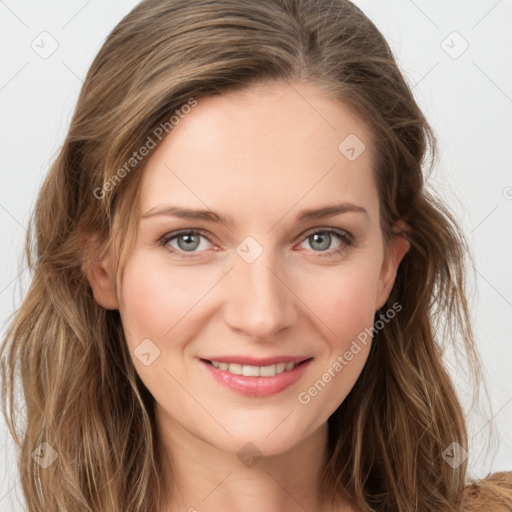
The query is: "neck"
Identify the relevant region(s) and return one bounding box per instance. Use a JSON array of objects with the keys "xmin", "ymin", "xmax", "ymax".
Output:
[{"xmin": 155, "ymin": 405, "xmax": 346, "ymax": 512}]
